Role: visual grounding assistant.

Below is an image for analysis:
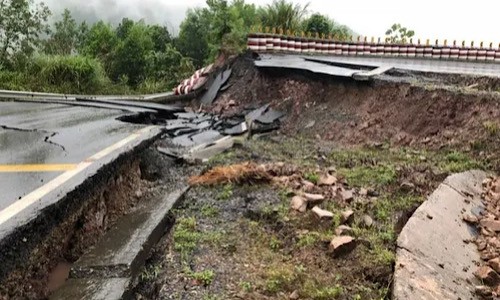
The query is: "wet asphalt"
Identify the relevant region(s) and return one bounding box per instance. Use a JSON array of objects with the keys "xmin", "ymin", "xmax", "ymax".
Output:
[{"xmin": 0, "ymin": 100, "xmax": 144, "ymax": 211}]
